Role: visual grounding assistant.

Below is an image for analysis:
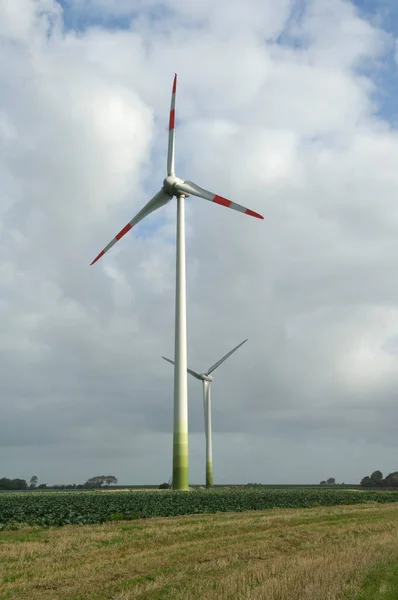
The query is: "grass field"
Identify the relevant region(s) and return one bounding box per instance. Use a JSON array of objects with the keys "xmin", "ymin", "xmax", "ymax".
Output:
[{"xmin": 2, "ymin": 503, "xmax": 398, "ymax": 599}]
